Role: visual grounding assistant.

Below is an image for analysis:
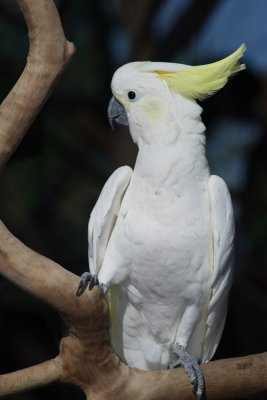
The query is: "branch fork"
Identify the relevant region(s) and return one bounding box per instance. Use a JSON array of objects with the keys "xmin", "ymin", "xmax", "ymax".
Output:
[{"xmin": 0, "ymin": 1, "xmax": 266, "ymax": 399}]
